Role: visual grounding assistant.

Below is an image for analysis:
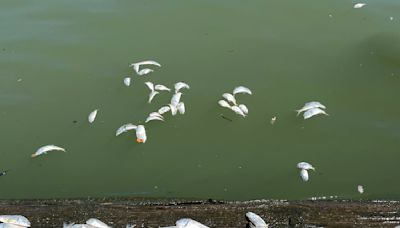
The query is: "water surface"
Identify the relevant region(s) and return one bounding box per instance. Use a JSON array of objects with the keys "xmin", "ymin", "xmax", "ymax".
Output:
[{"xmin": 0, "ymin": 0, "xmax": 399, "ymax": 200}]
